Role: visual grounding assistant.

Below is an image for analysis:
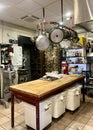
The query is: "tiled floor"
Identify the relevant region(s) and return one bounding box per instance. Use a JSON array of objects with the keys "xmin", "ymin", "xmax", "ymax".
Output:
[{"xmin": 0, "ymin": 95, "xmax": 93, "ymax": 130}]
